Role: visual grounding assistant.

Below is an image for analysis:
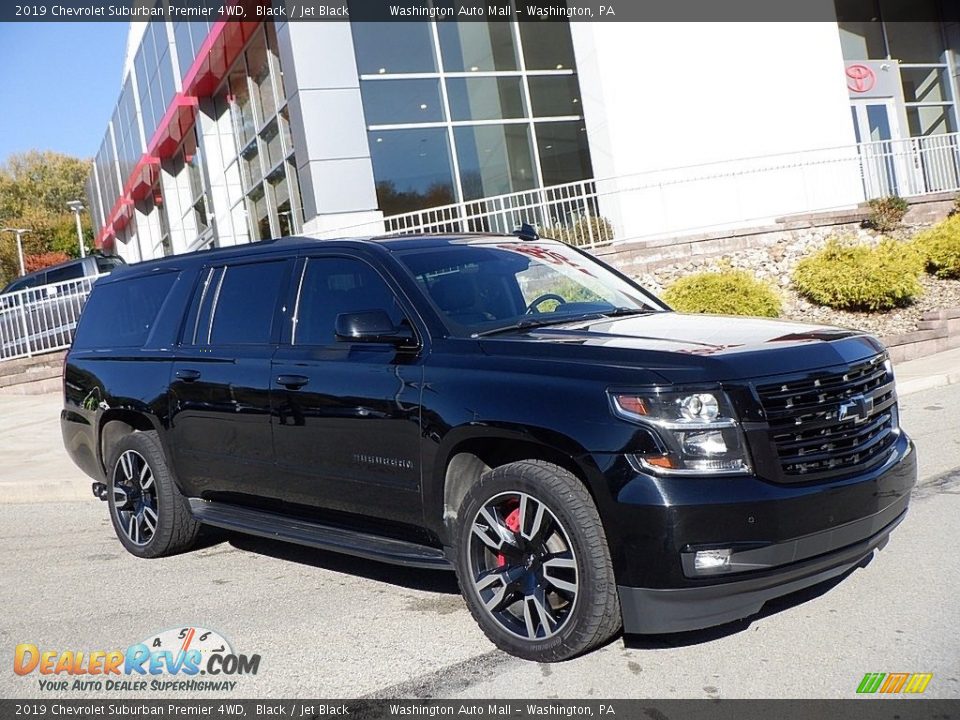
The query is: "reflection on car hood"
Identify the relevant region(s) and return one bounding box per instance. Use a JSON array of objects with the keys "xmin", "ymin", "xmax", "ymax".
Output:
[{"xmin": 477, "ymin": 312, "xmax": 885, "ymax": 384}]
